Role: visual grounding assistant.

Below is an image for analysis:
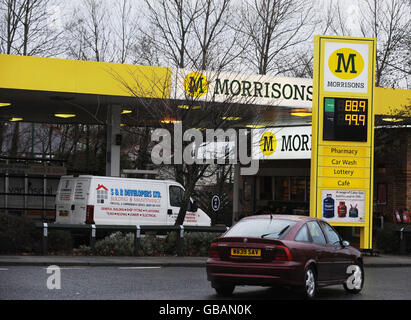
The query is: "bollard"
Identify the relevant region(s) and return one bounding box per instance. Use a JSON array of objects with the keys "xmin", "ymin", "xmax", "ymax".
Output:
[
  {"xmin": 177, "ymin": 225, "xmax": 184, "ymax": 257},
  {"xmin": 90, "ymin": 224, "xmax": 96, "ymax": 253},
  {"xmin": 399, "ymin": 227, "xmax": 407, "ymax": 254},
  {"xmin": 134, "ymin": 225, "xmax": 141, "ymax": 256},
  {"xmin": 42, "ymin": 223, "xmax": 48, "ymax": 255}
]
